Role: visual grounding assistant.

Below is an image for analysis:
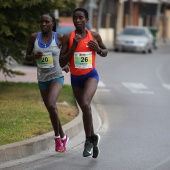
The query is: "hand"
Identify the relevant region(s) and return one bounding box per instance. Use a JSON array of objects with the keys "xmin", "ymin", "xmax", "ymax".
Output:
[
  {"xmin": 35, "ymin": 51, "xmax": 44, "ymax": 60},
  {"xmin": 72, "ymin": 34, "xmax": 82, "ymax": 47},
  {"xmin": 87, "ymin": 40, "xmax": 100, "ymax": 52},
  {"xmin": 62, "ymin": 64, "xmax": 70, "ymax": 73}
]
